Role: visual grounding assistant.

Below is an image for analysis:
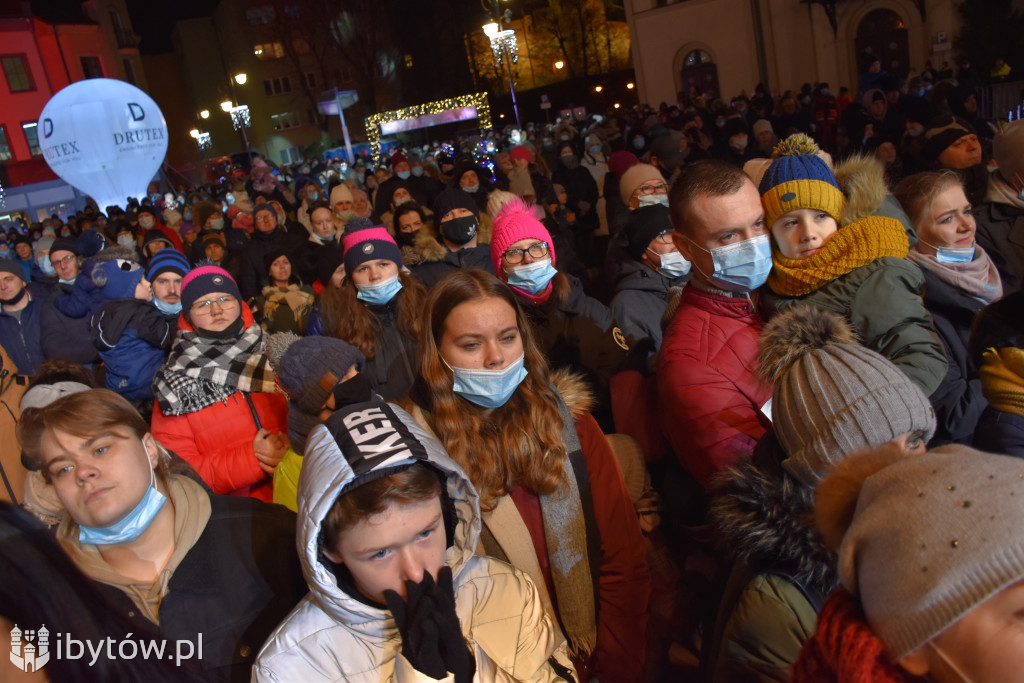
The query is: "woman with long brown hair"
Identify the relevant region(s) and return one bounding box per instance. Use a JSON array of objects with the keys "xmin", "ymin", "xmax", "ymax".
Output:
[
  {"xmin": 316, "ymin": 220, "xmax": 426, "ymax": 400},
  {"xmin": 404, "ymin": 268, "xmax": 650, "ymax": 683}
]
